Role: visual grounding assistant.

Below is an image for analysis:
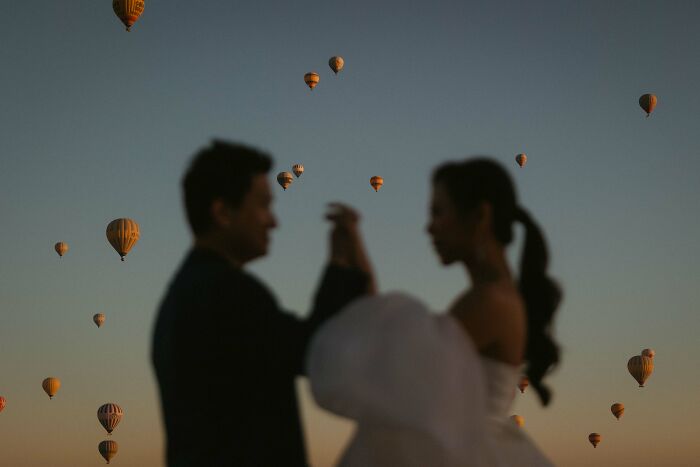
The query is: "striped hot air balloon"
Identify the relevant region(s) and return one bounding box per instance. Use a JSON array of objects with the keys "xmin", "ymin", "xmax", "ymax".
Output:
[
  {"xmin": 588, "ymin": 433, "xmax": 601, "ymax": 448},
  {"xmin": 98, "ymin": 440, "xmax": 119, "ymax": 464},
  {"xmin": 517, "ymin": 375, "xmax": 529, "ymax": 394},
  {"xmin": 611, "ymin": 403, "xmax": 624, "ymax": 420},
  {"xmin": 98, "ymin": 403, "xmax": 123, "ymax": 434},
  {"xmin": 54, "ymin": 242, "xmax": 69, "ymax": 257},
  {"xmin": 510, "ymin": 415, "xmax": 525, "ymax": 428},
  {"xmin": 277, "ymin": 172, "xmax": 293, "ymax": 190},
  {"xmin": 113, "ymin": 0, "xmax": 145, "ymax": 32},
  {"xmin": 106, "ymin": 218, "xmax": 140, "ymax": 261},
  {"xmin": 292, "ymin": 164, "xmax": 304, "ymax": 178},
  {"xmin": 42, "ymin": 377, "xmax": 61, "ymax": 399},
  {"xmin": 328, "ymin": 56, "xmax": 344, "ymax": 74},
  {"xmin": 370, "ymin": 176, "xmax": 384, "ymax": 192},
  {"xmin": 628, "ymin": 355, "xmax": 654, "ymax": 387},
  {"xmin": 94, "ymin": 313, "xmax": 106, "ymax": 328},
  {"xmin": 515, "ymin": 153, "xmax": 527, "ymax": 168},
  {"xmin": 304, "ymin": 72, "xmax": 320, "ymax": 90},
  {"xmin": 639, "ymin": 93, "xmax": 657, "ymax": 117},
  {"xmin": 0, "ymin": 396, "xmax": 6, "ymax": 413}
]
